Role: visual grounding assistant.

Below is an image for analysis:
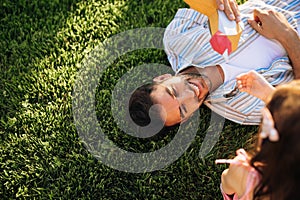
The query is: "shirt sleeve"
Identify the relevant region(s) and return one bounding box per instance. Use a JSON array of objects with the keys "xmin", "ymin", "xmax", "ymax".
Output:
[
  {"xmin": 258, "ymin": 56, "xmax": 293, "ymax": 86},
  {"xmin": 205, "ymin": 56, "xmax": 294, "ymax": 125},
  {"xmin": 163, "ymin": 8, "xmax": 212, "ymax": 73},
  {"xmin": 220, "ymin": 184, "xmax": 235, "ymax": 200}
]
